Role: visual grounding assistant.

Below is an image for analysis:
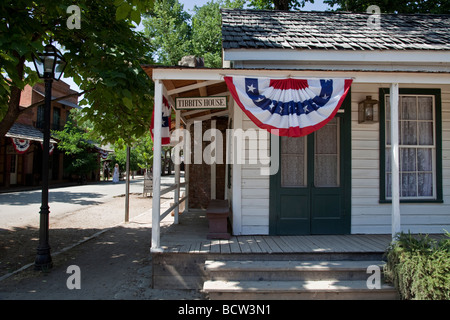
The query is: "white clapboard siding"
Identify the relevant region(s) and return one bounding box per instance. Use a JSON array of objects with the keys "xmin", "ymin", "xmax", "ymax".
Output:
[
  {"xmin": 233, "ymin": 83, "xmax": 450, "ymax": 235},
  {"xmin": 237, "ymin": 114, "xmax": 271, "ymax": 234},
  {"xmin": 351, "ymin": 83, "xmax": 450, "ymax": 234}
]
